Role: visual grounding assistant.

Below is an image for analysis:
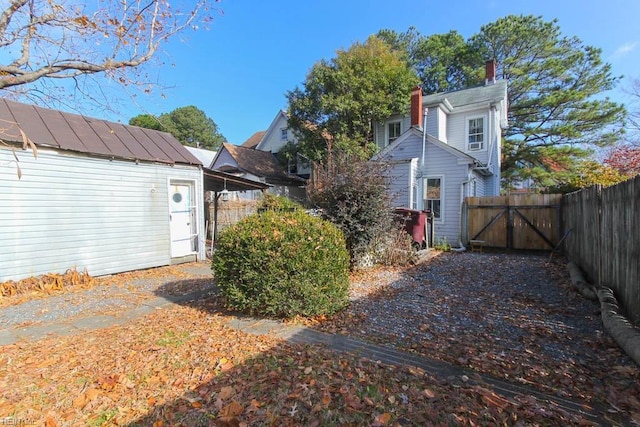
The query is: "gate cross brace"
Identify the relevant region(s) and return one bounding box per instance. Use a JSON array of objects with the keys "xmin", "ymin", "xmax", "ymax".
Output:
[
  {"xmin": 470, "ymin": 208, "xmax": 507, "ymax": 241},
  {"xmin": 513, "ymin": 208, "xmax": 556, "ymax": 249}
]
